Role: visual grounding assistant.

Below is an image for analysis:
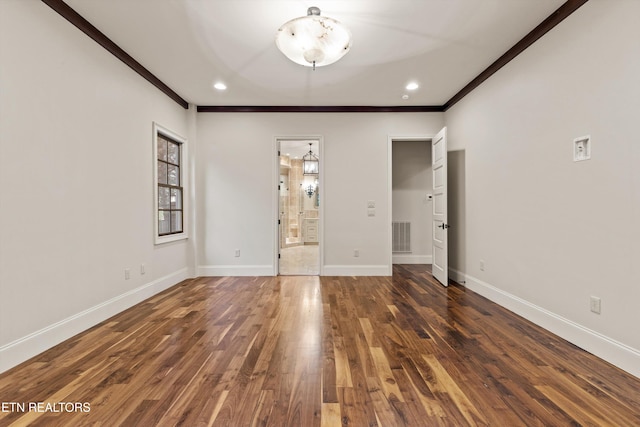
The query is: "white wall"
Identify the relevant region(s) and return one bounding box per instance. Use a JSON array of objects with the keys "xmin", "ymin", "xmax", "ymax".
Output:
[
  {"xmin": 445, "ymin": 0, "xmax": 640, "ymax": 377},
  {"xmin": 0, "ymin": 1, "xmax": 192, "ymax": 372},
  {"xmin": 392, "ymin": 140, "xmax": 432, "ymax": 264},
  {"xmin": 196, "ymin": 113, "xmax": 444, "ymax": 276}
]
